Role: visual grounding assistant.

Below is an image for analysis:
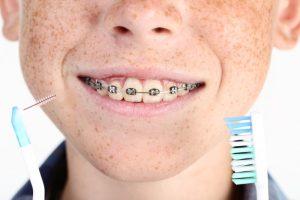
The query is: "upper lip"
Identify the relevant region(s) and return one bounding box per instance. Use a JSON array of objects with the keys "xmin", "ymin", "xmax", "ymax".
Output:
[{"xmin": 77, "ymin": 65, "xmax": 203, "ymax": 83}]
